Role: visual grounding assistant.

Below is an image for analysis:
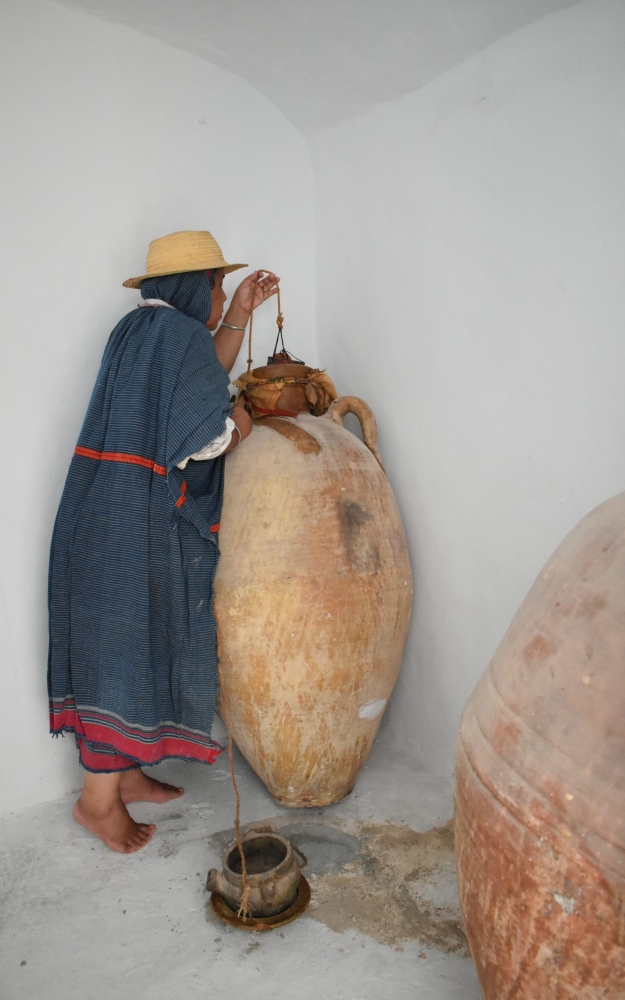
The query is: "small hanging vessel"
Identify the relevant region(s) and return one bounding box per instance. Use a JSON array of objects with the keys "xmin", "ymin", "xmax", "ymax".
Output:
[
  {"xmin": 213, "ymin": 278, "xmax": 413, "ymax": 807},
  {"xmin": 454, "ymin": 492, "xmax": 625, "ymax": 999},
  {"xmin": 233, "ymin": 304, "xmax": 337, "ymax": 420}
]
